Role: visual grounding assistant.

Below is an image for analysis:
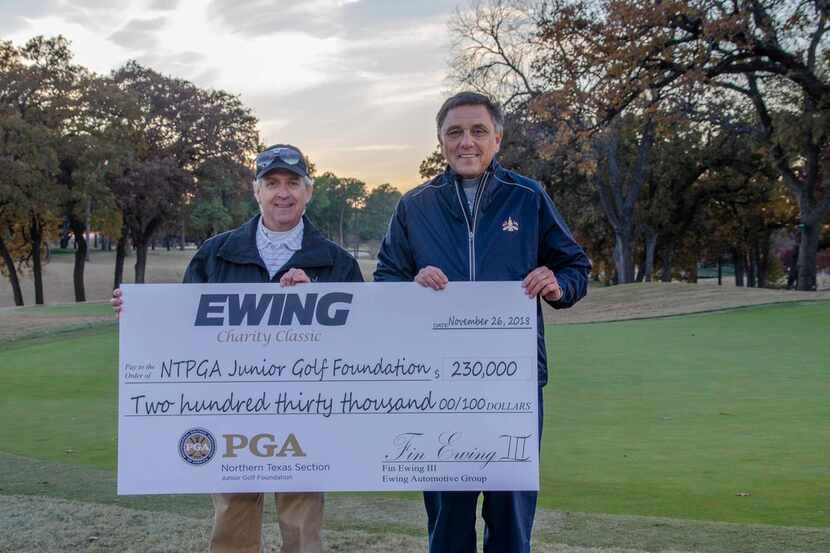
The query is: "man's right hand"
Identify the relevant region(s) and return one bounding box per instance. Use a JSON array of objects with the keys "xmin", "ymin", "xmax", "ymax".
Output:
[
  {"xmin": 111, "ymin": 288, "xmax": 123, "ymax": 318},
  {"xmin": 280, "ymin": 268, "xmax": 311, "ymax": 287},
  {"xmin": 414, "ymin": 266, "xmax": 449, "ymax": 290}
]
